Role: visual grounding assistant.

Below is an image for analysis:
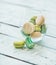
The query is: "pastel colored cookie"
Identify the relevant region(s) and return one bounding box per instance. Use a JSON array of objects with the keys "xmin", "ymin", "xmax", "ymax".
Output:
[
  {"xmin": 36, "ymin": 16, "xmax": 45, "ymax": 25},
  {"xmin": 30, "ymin": 32, "xmax": 41, "ymax": 38},
  {"xmin": 14, "ymin": 41, "xmax": 25, "ymax": 48},
  {"xmin": 35, "ymin": 25, "xmax": 41, "ymax": 32},
  {"xmin": 23, "ymin": 22, "xmax": 35, "ymax": 34},
  {"xmin": 25, "ymin": 36, "xmax": 35, "ymax": 49},
  {"xmin": 41, "ymin": 24, "xmax": 47, "ymax": 33},
  {"xmin": 30, "ymin": 16, "xmax": 37, "ymax": 24}
]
